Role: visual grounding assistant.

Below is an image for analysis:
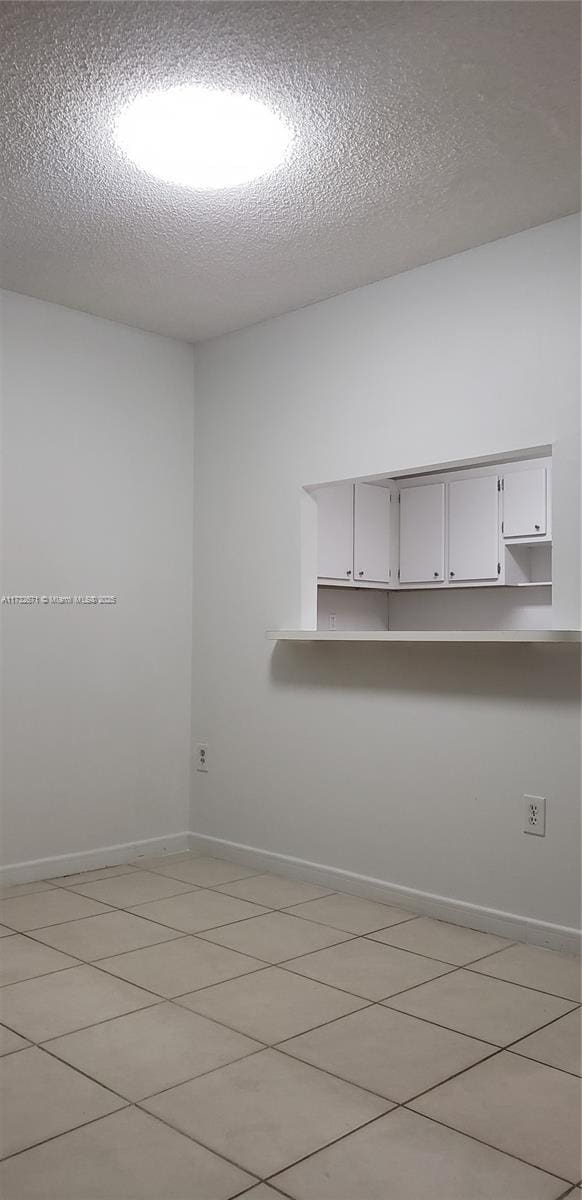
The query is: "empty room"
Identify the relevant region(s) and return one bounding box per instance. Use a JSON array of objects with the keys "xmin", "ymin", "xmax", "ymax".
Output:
[{"xmin": 0, "ymin": 2, "xmax": 581, "ymax": 1198}]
